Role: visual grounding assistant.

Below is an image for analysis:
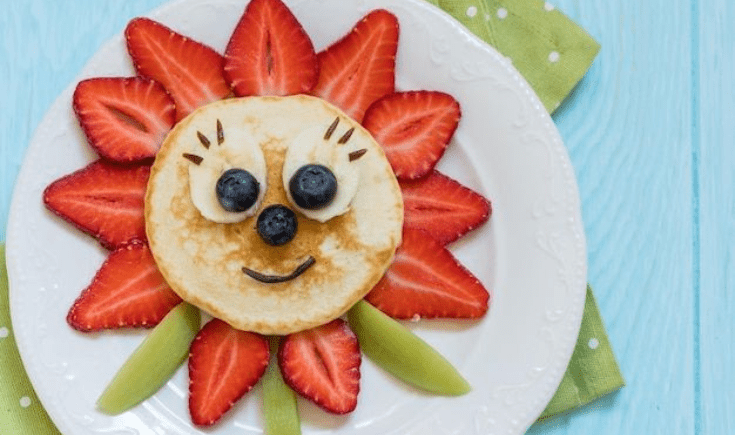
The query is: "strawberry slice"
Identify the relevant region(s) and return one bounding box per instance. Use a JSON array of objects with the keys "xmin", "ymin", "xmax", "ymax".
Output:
[
  {"xmin": 188, "ymin": 319, "xmax": 269, "ymax": 426},
  {"xmin": 125, "ymin": 17, "xmax": 231, "ymax": 121},
  {"xmin": 363, "ymin": 91, "xmax": 461, "ymax": 179},
  {"xmin": 279, "ymin": 319, "xmax": 361, "ymax": 414},
  {"xmin": 400, "ymin": 170, "xmax": 491, "ymax": 245},
  {"xmin": 365, "ymin": 228, "xmax": 490, "ymax": 319},
  {"xmin": 73, "ymin": 77, "xmax": 175, "ymax": 162},
  {"xmin": 67, "ymin": 241, "xmax": 182, "ymax": 332},
  {"xmin": 224, "ymin": 0, "xmax": 318, "ymax": 96},
  {"xmin": 43, "ymin": 160, "xmax": 149, "ymax": 249},
  {"xmin": 310, "ymin": 9, "xmax": 398, "ymax": 122}
]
